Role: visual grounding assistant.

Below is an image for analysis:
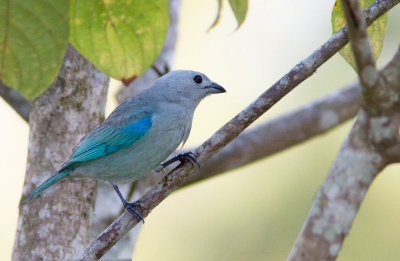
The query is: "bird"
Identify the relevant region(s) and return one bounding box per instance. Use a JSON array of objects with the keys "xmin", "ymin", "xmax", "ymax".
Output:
[{"xmin": 19, "ymin": 70, "xmax": 226, "ymax": 221}]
